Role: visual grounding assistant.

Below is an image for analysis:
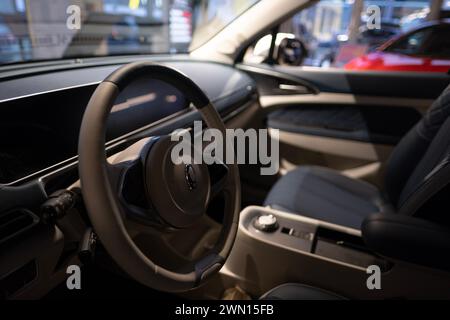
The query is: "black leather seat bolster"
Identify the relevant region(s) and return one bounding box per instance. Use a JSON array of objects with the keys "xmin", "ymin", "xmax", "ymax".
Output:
[
  {"xmin": 260, "ymin": 283, "xmax": 346, "ymax": 300},
  {"xmin": 362, "ymin": 213, "xmax": 450, "ymax": 271}
]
